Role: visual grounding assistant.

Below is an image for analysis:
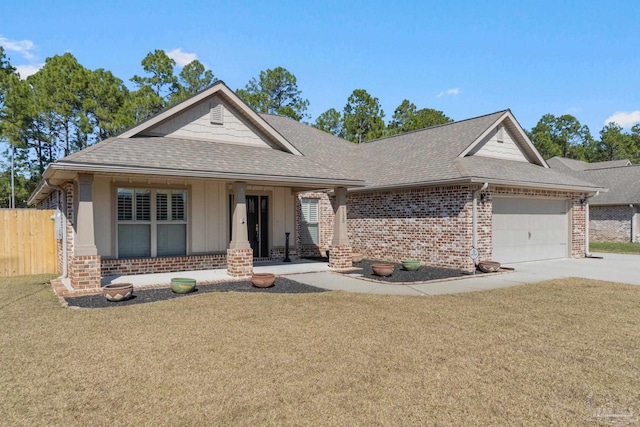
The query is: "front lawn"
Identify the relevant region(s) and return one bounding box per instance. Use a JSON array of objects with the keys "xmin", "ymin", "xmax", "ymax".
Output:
[
  {"xmin": 590, "ymin": 241, "xmax": 640, "ymax": 254},
  {"xmin": 1, "ymin": 274, "xmax": 639, "ymax": 426}
]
